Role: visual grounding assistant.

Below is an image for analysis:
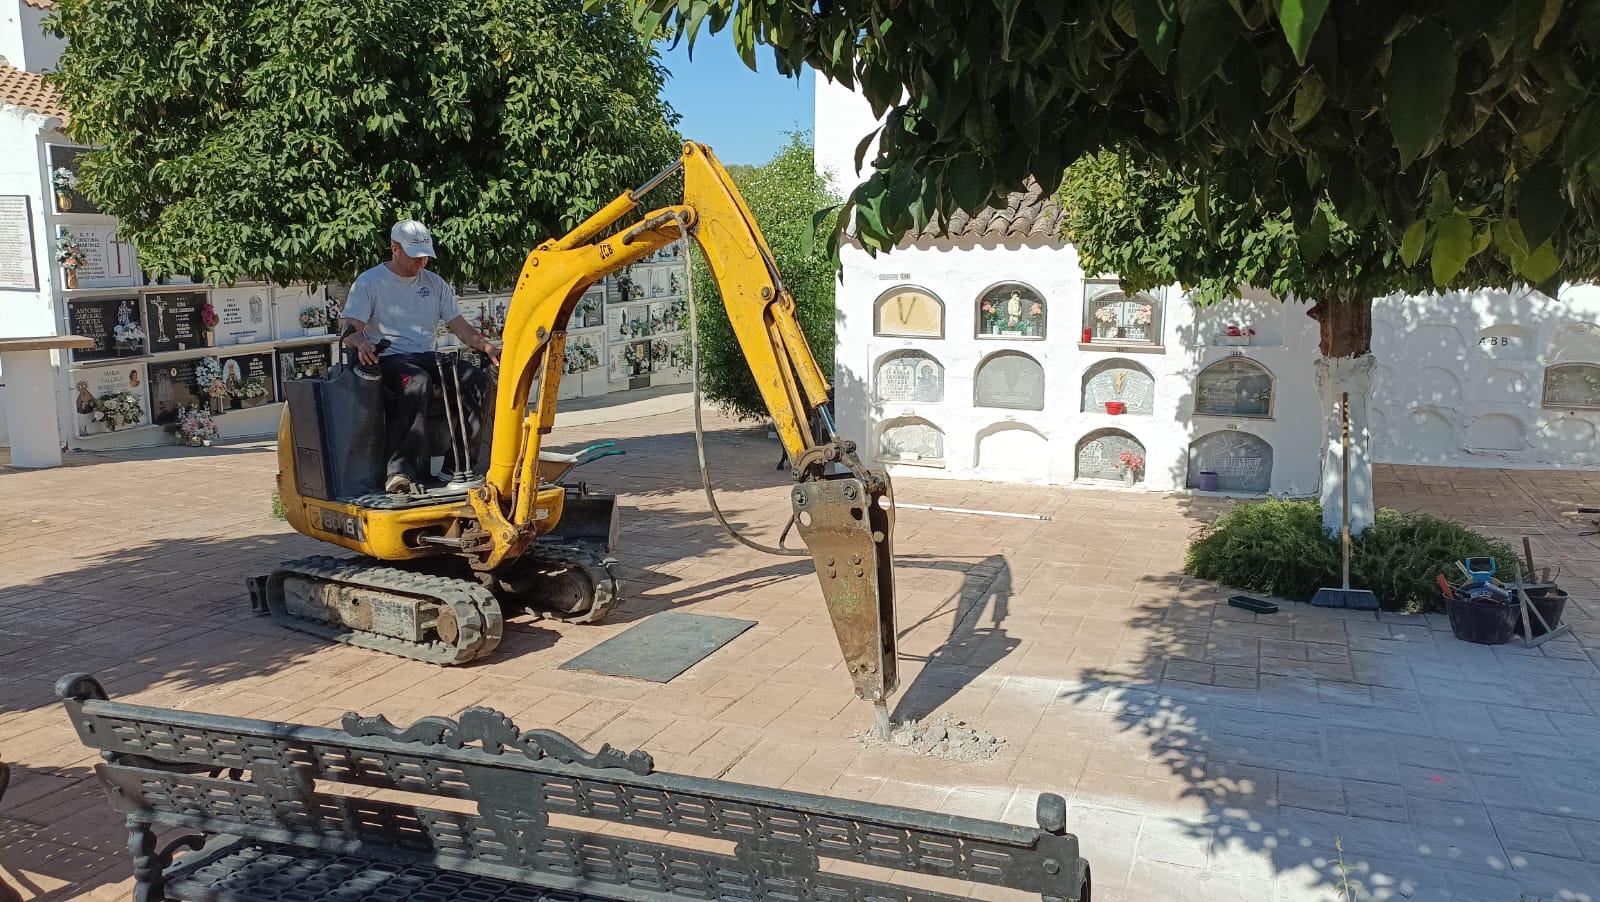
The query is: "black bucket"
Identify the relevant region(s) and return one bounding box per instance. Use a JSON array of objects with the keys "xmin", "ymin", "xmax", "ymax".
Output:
[
  {"xmin": 1445, "ymin": 594, "xmax": 1519, "ymax": 645},
  {"xmin": 1516, "ymin": 588, "xmax": 1568, "ymax": 638}
]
